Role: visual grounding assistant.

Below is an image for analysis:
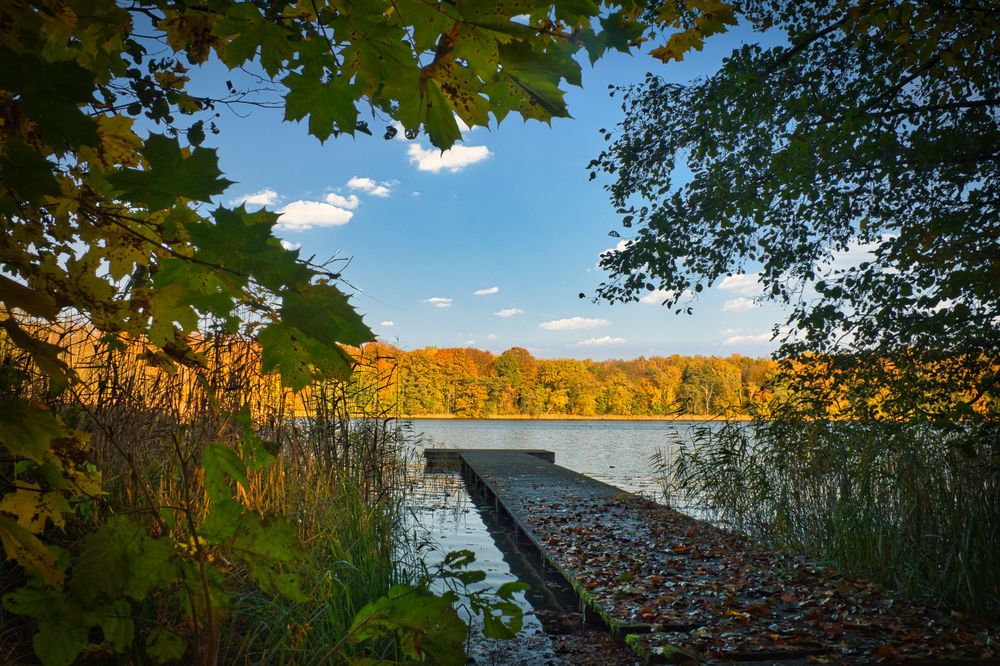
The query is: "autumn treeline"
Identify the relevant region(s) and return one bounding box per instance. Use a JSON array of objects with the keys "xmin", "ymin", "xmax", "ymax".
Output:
[{"xmin": 356, "ymin": 343, "xmax": 777, "ymax": 417}]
